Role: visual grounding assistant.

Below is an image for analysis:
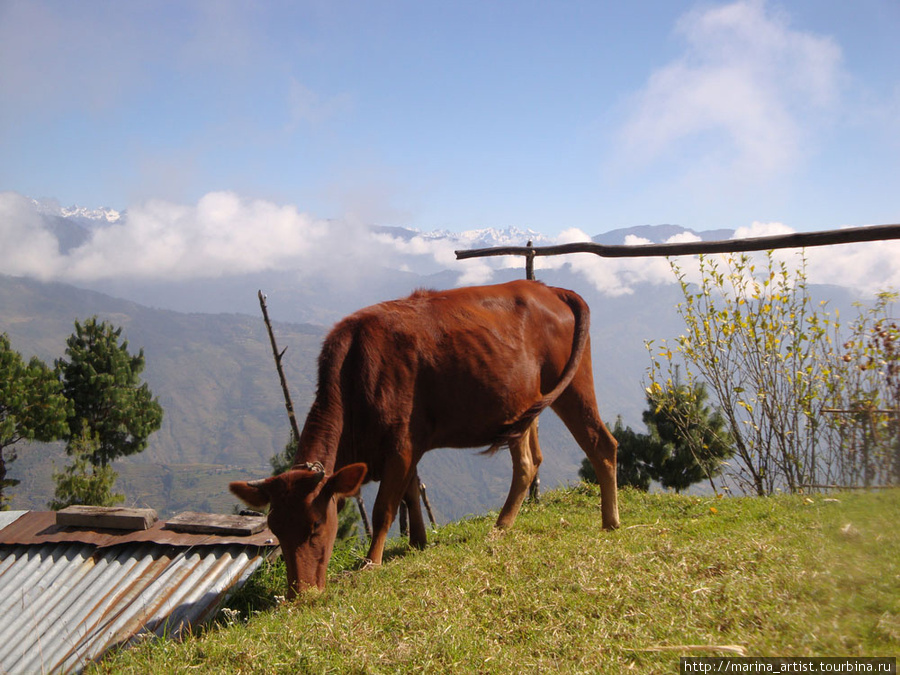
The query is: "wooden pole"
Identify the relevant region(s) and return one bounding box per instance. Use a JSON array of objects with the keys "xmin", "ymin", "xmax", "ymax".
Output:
[
  {"xmin": 525, "ymin": 240, "xmax": 535, "ymax": 281},
  {"xmin": 258, "ymin": 291, "xmax": 302, "ymax": 443},
  {"xmin": 400, "ymin": 477, "xmax": 438, "ymax": 534},
  {"xmin": 419, "ymin": 478, "xmax": 438, "ymax": 529}
]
